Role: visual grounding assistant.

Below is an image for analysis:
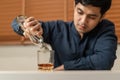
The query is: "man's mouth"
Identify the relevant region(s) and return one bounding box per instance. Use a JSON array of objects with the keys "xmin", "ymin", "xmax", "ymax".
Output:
[
  {"xmin": 78, "ymin": 22, "xmax": 86, "ymax": 28},
  {"xmin": 78, "ymin": 25, "xmax": 85, "ymax": 30}
]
